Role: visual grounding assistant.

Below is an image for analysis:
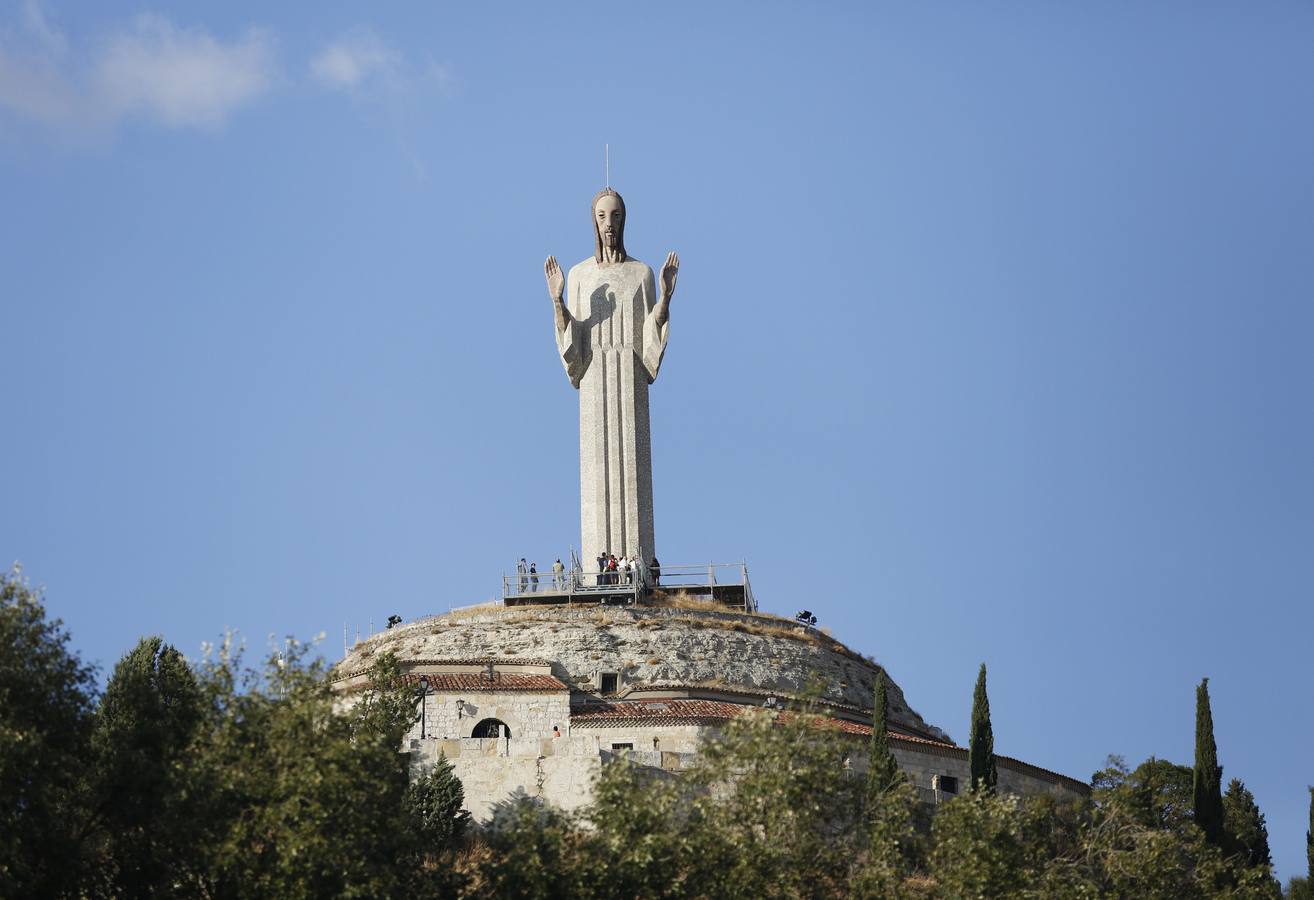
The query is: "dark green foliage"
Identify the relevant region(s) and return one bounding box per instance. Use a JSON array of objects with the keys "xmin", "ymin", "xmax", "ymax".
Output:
[
  {"xmin": 929, "ymin": 791, "xmax": 1049, "ymax": 897},
  {"xmin": 866, "ymin": 669, "xmax": 902, "ymax": 802},
  {"xmin": 183, "ymin": 642, "xmax": 421, "ymax": 898},
  {"xmin": 2, "ymin": 568, "xmax": 1297, "ymax": 899},
  {"xmin": 968, "ymin": 662, "xmax": 997, "ymax": 793},
  {"xmin": 685, "ymin": 703, "xmax": 869, "ymax": 898},
  {"xmin": 91, "ymin": 636, "xmax": 205, "ymax": 897},
  {"xmin": 0, "ymin": 566, "xmax": 97, "ymax": 898},
  {"xmin": 1223, "ymin": 778, "xmax": 1272, "ymax": 868},
  {"xmin": 1294, "ymin": 789, "xmax": 1314, "ymax": 900},
  {"xmin": 1194, "ymin": 677, "xmax": 1226, "ymax": 846},
  {"xmin": 1091, "ymin": 755, "xmax": 1194, "ymax": 831},
  {"xmin": 1076, "ymin": 755, "xmax": 1280, "ymax": 899},
  {"xmin": 407, "ymin": 752, "xmax": 472, "ymax": 849}
]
